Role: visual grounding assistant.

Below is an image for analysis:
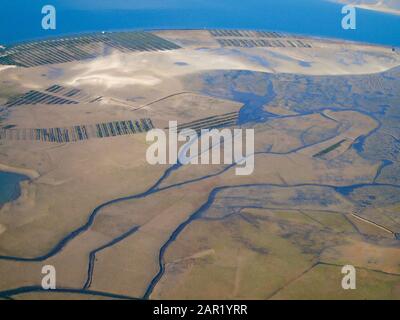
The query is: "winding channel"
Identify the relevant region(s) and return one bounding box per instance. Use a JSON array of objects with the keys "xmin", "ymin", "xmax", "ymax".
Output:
[
  {"xmin": 142, "ymin": 181, "xmax": 400, "ymax": 299},
  {"xmin": 0, "ymin": 70, "xmax": 398, "ymax": 299}
]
